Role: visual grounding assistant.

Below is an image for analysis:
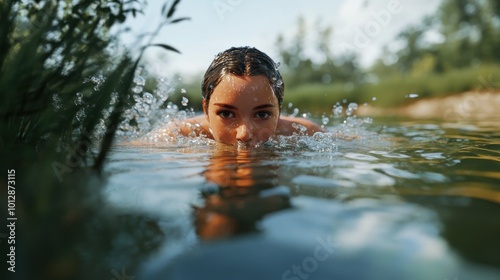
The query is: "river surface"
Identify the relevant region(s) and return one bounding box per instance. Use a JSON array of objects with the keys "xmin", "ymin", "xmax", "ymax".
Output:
[{"xmin": 103, "ymin": 117, "xmax": 500, "ymax": 280}]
